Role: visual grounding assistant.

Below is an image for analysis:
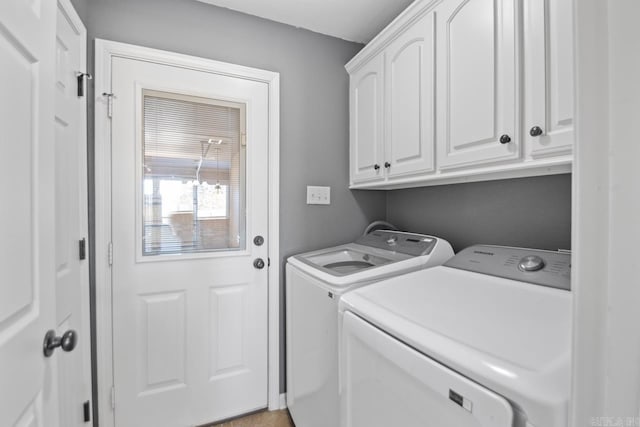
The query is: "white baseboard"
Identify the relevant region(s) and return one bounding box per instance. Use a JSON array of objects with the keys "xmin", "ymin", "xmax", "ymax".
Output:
[{"xmin": 279, "ymin": 393, "xmax": 287, "ymax": 410}]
